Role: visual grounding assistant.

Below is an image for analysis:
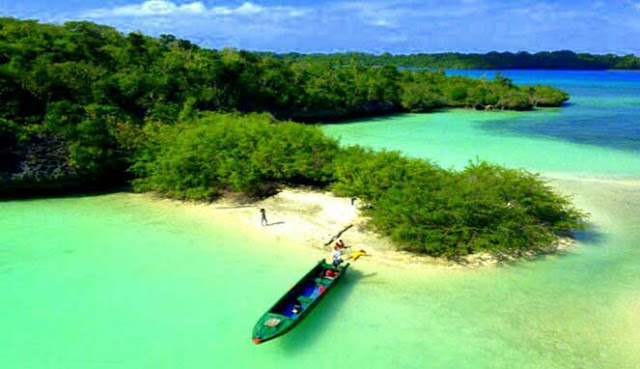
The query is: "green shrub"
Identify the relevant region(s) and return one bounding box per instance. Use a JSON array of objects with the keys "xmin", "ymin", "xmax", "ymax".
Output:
[
  {"xmin": 334, "ymin": 150, "xmax": 585, "ymax": 258},
  {"xmin": 131, "ymin": 112, "xmax": 339, "ymax": 200},
  {"xmin": 529, "ymin": 85, "xmax": 570, "ymax": 107},
  {"xmin": 133, "ymin": 113, "xmax": 585, "ymax": 257}
]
